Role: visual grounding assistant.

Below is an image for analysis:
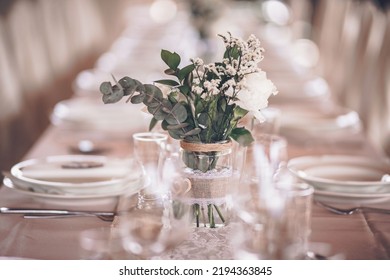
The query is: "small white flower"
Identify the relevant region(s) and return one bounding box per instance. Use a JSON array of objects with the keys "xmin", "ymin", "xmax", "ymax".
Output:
[
  {"xmin": 193, "ymin": 85, "xmax": 204, "ymax": 95},
  {"xmin": 225, "ymin": 65, "xmax": 237, "ymax": 76},
  {"xmin": 191, "ymin": 58, "xmax": 204, "ymax": 66}
]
